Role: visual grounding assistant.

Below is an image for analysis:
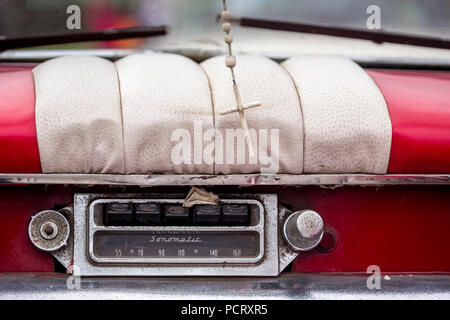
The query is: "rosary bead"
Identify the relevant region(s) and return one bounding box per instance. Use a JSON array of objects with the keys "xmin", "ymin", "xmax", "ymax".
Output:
[
  {"xmin": 225, "ymin": 55, "xmax": 236, "ymax": 68},
  {"xmin": 221, "ymin": 10, "xmax": 232, "ymax": 21},
  {"xmin": 224, "ymin": 34, "xmax": 233, "ymax": 43},
  {"xmin": 222, "ymin": 22, "xmax": 231, "ymax": 32}
]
